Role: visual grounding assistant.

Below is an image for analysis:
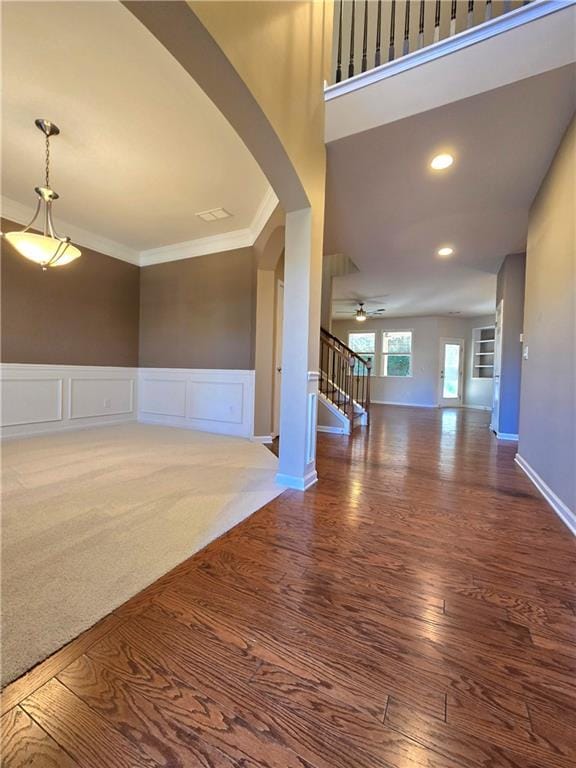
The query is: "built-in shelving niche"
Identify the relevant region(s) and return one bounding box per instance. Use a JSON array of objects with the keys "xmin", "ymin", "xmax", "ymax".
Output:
[{"xmin": 473, "ymin": 326, "xmax": 495, "ymax": 379}]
